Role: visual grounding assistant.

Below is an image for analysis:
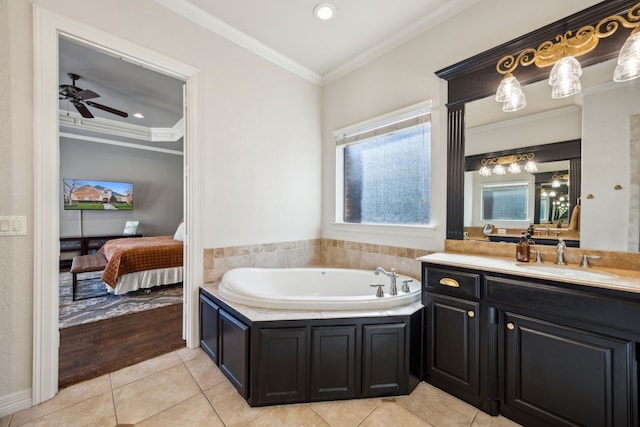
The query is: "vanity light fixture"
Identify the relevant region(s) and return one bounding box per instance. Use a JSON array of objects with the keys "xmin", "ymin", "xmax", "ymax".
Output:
[
  {"xmin": 495, "ymin": 2, "xmax": 640, "ymax": 111},
  {"xmin": 314, "ymin": 3, "xmax": 336, "ymax": 21},
  {"xmin": 478, "ymin": 152, "xmax": 537, "ymax": 177}
]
